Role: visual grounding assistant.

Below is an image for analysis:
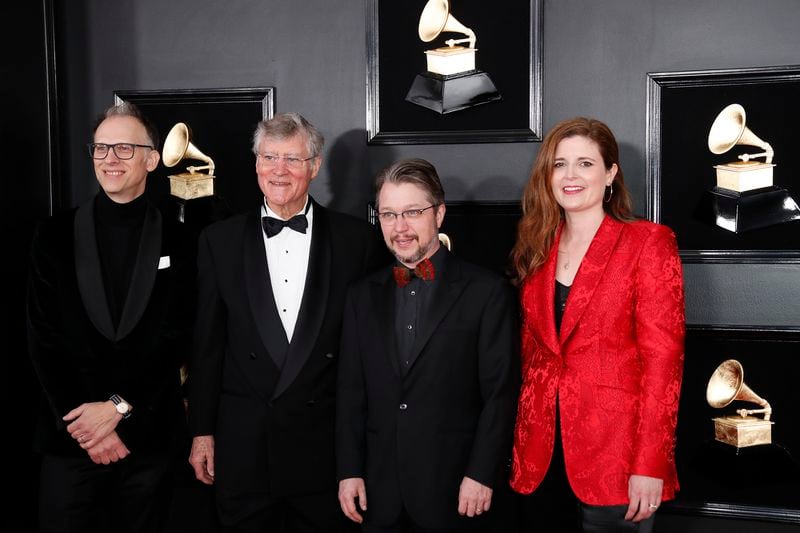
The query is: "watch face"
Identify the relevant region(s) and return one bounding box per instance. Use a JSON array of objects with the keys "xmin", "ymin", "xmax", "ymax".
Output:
[{"xmin": 116, "ymin": 402, "xmax": 130, "ymax": 414}]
